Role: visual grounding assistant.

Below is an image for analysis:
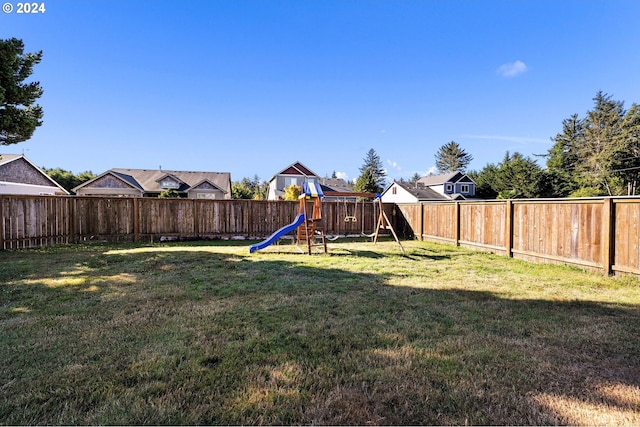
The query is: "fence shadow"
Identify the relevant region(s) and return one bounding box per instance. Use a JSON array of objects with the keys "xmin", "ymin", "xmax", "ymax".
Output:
[{"xmin": 1, "ymin": 243, "xmax": 639, "ymax": 425}]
